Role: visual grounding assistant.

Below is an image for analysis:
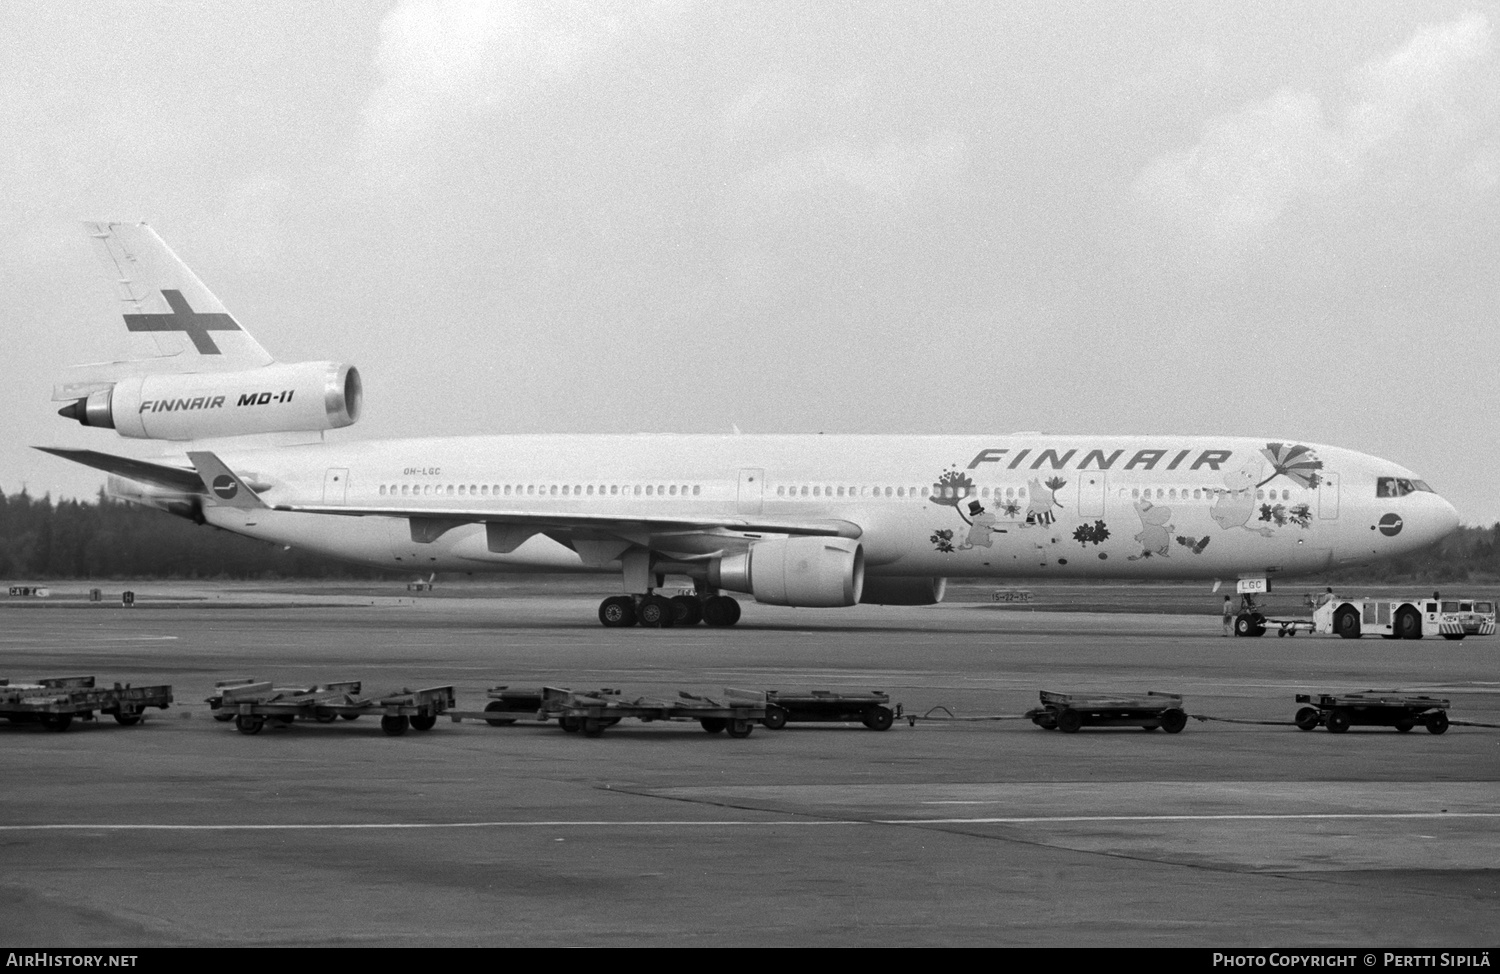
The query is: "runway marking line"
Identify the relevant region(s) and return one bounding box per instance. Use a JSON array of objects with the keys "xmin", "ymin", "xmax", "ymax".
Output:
[{"xmin": 3, "ymin": 812, "xmax": 1499, "ymax": 832}]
